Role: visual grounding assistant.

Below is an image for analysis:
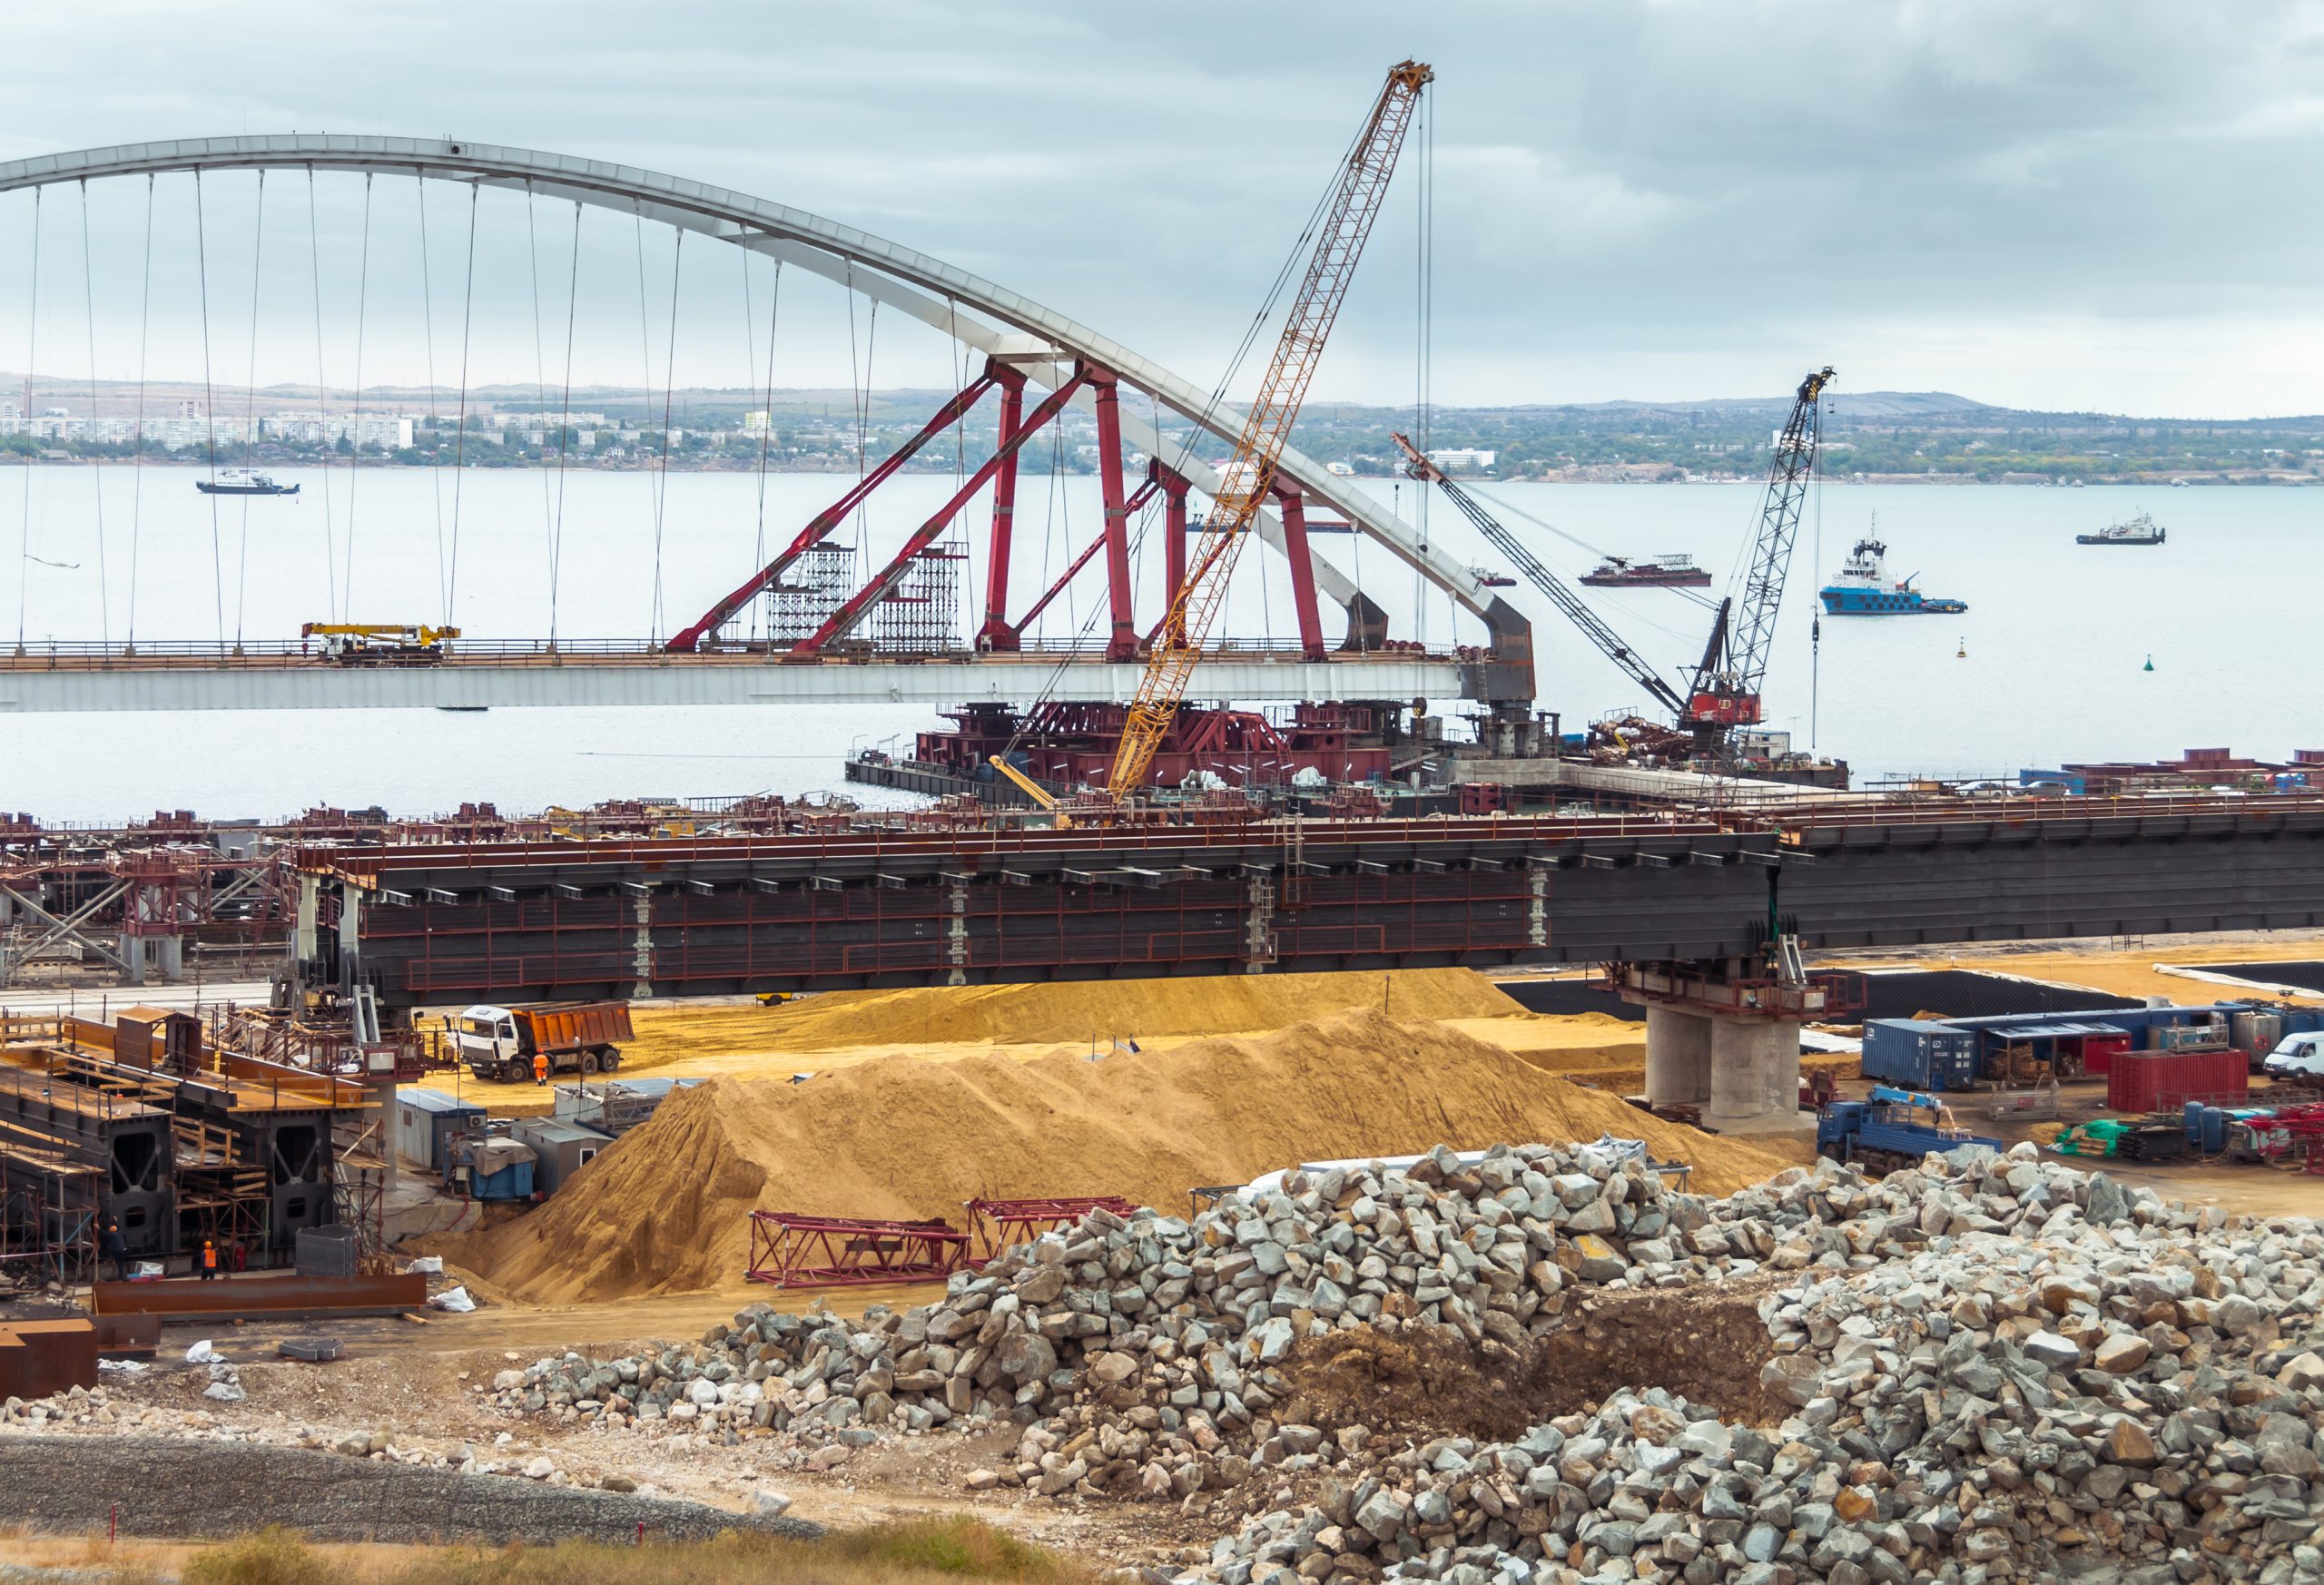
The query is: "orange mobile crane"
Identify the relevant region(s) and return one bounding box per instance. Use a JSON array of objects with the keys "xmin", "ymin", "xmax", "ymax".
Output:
[{"xmin": 1104, "ymin": 60, "xmax": 1433, "ymax": 802}]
